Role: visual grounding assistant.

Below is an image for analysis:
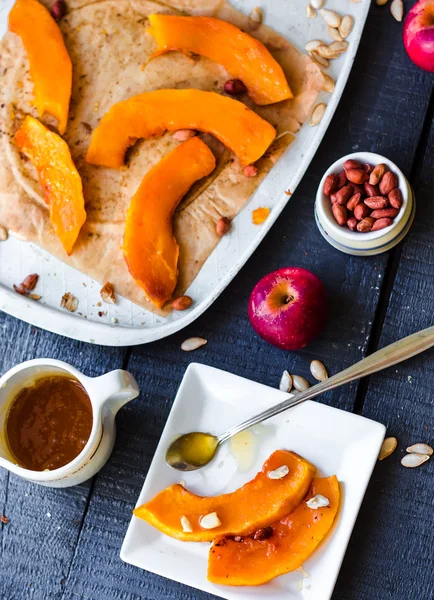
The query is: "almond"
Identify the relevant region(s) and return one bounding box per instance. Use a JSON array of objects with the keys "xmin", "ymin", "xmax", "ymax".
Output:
[
  {"xmin": 364, "ymin": 196, "xmax": 389, "ymax": 210},
  {"xmin": 370, "ymin": 208, "xmax": 399, "ymax": 219},
  {"xmin": 379, "ymin": 171, "xmax": 398, "ymax": 195},
  {"xmin": 21, "ymin": 273, "xmax": 39, "ymax": 291},
  {"xmin": 388, "ymin": 188, "xmax": 403, "ymax": 209},
  {"xmin": 369, "ymin": 164, "xmax": 388, "ymax": 185},
  {"xmin": 181, "ymin": 516, "xmax": 193, "ymax": 533},
  {"xmin": 199, "ymin": 512, "xmax": 221, "ymax": 529},
  {"xmin": 306, "ymin": 494, "xmax": 330, "ymax": 509},
  {"xmin": 372, "ymin": 218, "xmax": 393, "ymax": 231},
  {"xmin": 172, "ymin": 295, "xmax": 193, "ymax": 311},
  {"xmin": 267, "ymin": 465, "xmax": 289, "ymax": 479},
  {"xmin": 357, "ymin": 217, "xmax": 375, "ymax": 232},
  {"xmin": 346, "ymin": 169, "xmax": 368, "ymax": 184}
]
